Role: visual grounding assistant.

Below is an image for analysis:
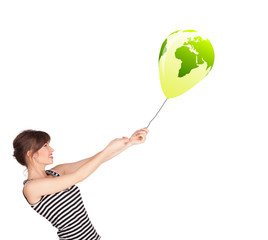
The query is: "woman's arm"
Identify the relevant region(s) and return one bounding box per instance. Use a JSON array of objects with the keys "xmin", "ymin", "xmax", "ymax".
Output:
[
  {"xmin": 51, "ymin": 152, "xmax": 102, "ymax": 175},
  {"xmin": 24, "ymin": 150, "xmax": 108, "ymax": 204},
  {"xmin": 77, "ymin": 127, "xmax": 149, "ymax": 182},
  {"xmin": 51, "ymin": 127, "xmax": 149, "ymax": 176}
]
